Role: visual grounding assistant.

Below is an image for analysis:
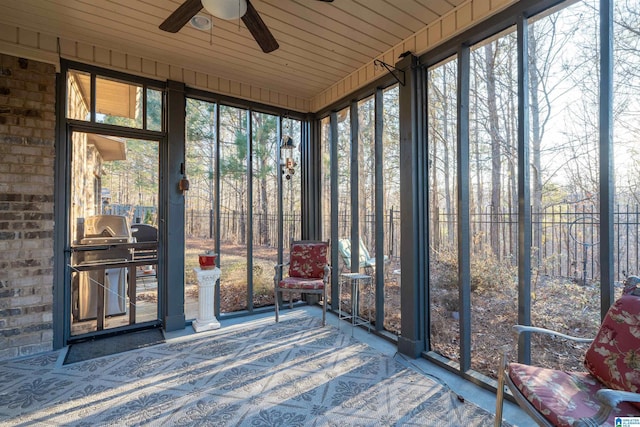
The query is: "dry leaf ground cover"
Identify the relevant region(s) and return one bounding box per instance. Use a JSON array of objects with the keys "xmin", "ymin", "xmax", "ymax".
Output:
[{"xmin": 186, "ymin": 237, "xmax": 614, "ymax": 380}]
